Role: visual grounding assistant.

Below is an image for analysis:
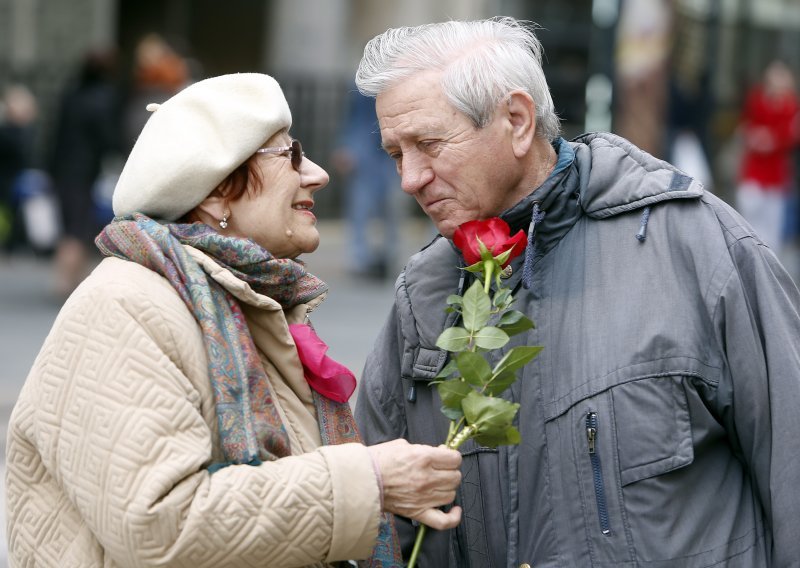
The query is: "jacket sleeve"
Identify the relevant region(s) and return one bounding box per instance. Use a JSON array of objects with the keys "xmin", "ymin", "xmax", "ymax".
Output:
[
  {"xmin": 355, "ymin": 300, "xmax": 422, "ymax": 555},
  {"xmin": 714, "ymin": 237, "xmax": 800, "ymax": 565},
  {"xmin": 34, "ymin": 270, "xmax": 381, "ymax": 567},
  {"xmin": 355, "ymin": 302, "xmax": 408, "ymax": 446}
]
